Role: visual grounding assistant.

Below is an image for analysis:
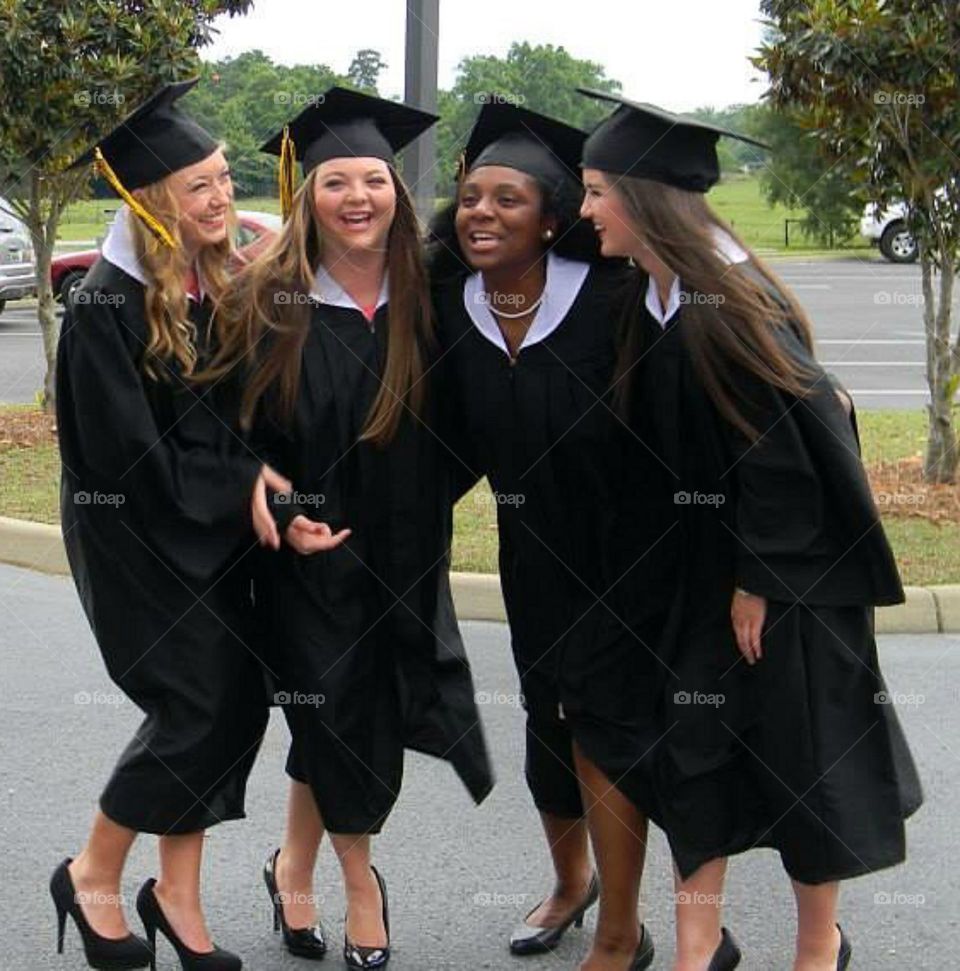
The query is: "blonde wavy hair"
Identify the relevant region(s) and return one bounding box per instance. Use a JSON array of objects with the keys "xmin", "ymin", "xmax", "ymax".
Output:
[{"xmin": 130, "ymin": 171, "xmax": 236, "ymax": 381}]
